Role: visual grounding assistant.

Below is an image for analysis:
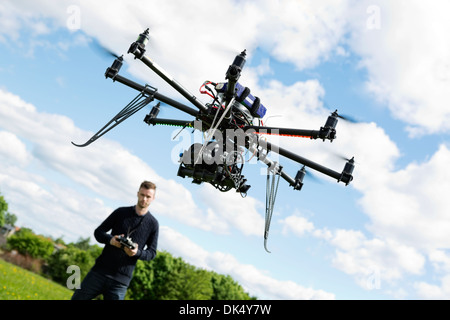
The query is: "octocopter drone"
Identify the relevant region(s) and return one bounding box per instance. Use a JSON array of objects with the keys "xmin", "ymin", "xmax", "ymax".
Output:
[{"xmin": 72, "ymin": 29, "xmax": 355, "ymax": 252}]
